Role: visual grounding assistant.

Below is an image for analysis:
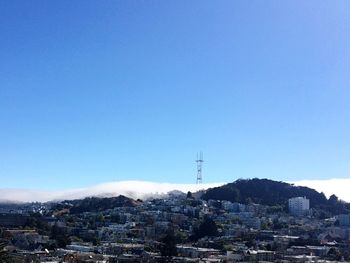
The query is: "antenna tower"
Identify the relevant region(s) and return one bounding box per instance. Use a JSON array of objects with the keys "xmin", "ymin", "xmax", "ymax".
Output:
[{"xmin": 196, "ymin": 151, "xmax": 204, "ymax": 184}]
